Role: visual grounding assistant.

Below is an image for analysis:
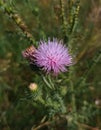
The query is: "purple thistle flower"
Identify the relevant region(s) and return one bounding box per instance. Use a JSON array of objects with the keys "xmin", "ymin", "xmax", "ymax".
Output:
[{"xmin": 34, "ymin": 38, "xmax": 72, "ymax": 74}]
